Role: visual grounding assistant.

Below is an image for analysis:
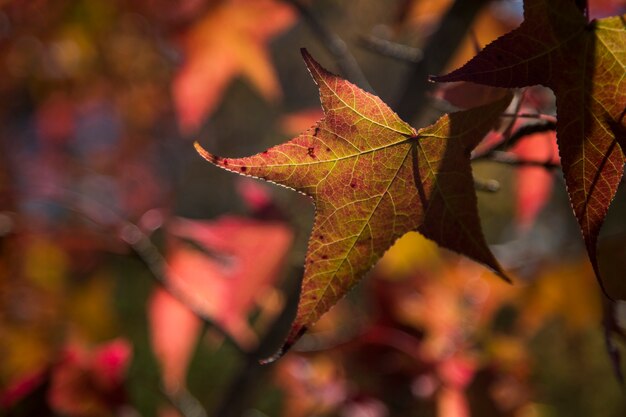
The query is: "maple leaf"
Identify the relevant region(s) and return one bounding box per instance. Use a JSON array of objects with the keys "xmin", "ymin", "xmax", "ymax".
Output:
[
  {"xmin": 432, "ymin": 0, "xmax": 626, "ymax": 287},
  {"xmin": 173, "ymin": 0, "xmax": 295, "ymax": 133},
  {"xmin": 195, "ymin": 49, "xmax": 512, "ymax": 359},
  {"xmin": 148, "ymin": 216, "xmax": 292, "ymax": 392}
]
